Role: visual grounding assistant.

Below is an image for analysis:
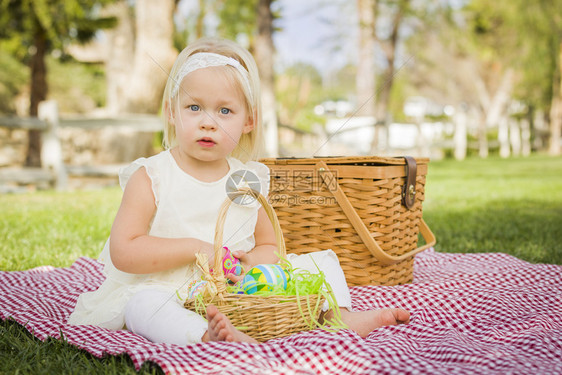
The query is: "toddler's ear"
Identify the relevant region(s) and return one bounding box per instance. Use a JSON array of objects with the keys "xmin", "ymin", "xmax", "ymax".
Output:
[
  {"xmin": 164, "ymin": 101, "xmax": 175, "ymax": 125},
  {"xmin": 242, "ymin": 112, "xmax": 255, "ymax": 134}
]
